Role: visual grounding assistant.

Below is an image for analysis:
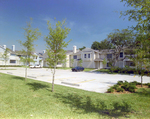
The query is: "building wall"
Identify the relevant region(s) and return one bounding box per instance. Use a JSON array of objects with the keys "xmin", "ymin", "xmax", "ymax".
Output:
[
  {"xmin": 82, "ymin": 61, "xmax": 95, "ymax": 68},
  {"xmin": 66, "ymin": 55, "xmax": 70, "ymax": 67}
]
